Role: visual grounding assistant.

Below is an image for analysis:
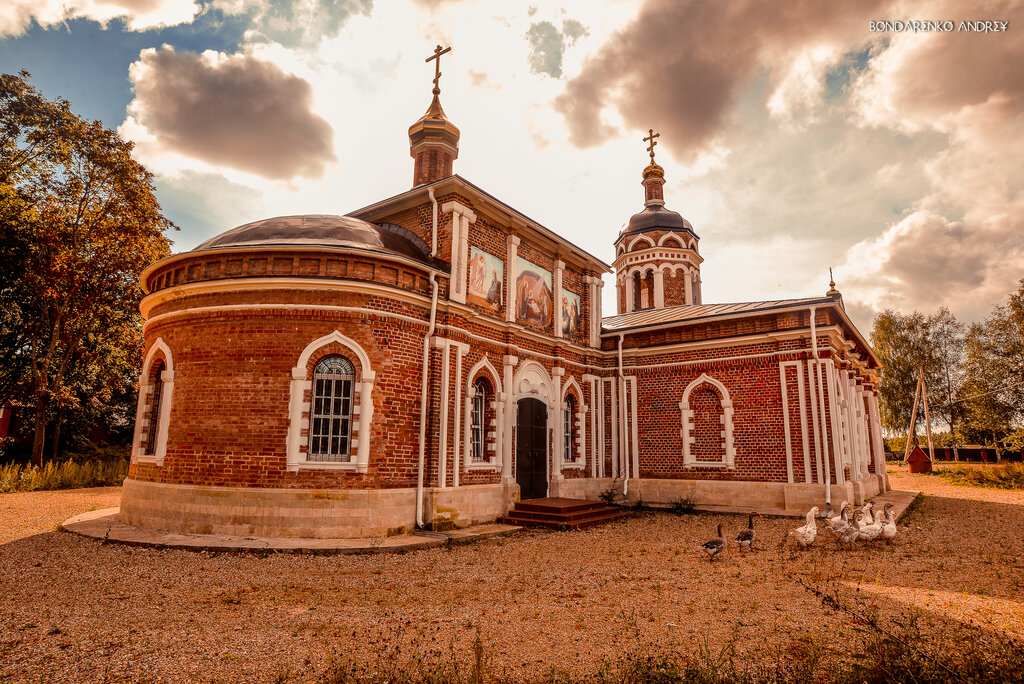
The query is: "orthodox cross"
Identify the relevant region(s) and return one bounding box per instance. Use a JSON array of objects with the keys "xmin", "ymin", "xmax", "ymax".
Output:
[
  {"xmin": 426, "ymin": 44, "xmax": 451, "ymax": 94},
  {"xmin": 643, "ymin": 128, "xmax": 660, "ymax": 164}
]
